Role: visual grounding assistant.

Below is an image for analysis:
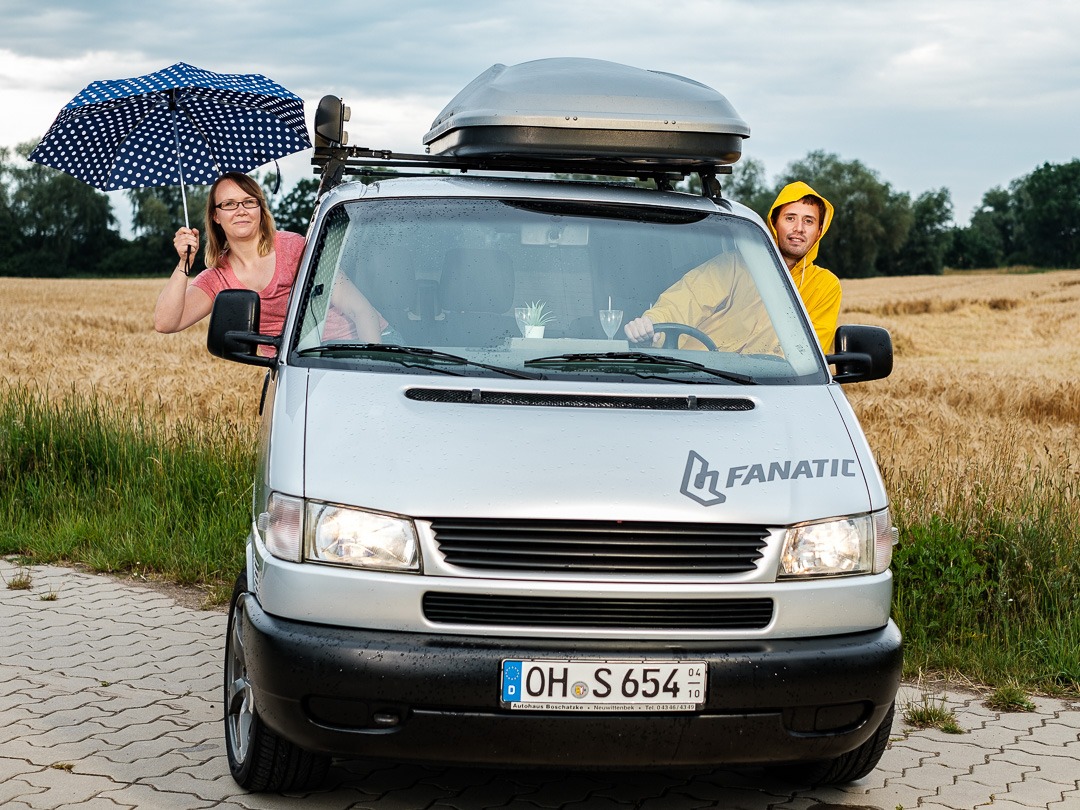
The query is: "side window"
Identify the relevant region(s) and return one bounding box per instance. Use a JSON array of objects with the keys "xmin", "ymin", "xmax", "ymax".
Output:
[{"xmin": 294, "ymin": 206, "xmax": 349, "ymax": 351}]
